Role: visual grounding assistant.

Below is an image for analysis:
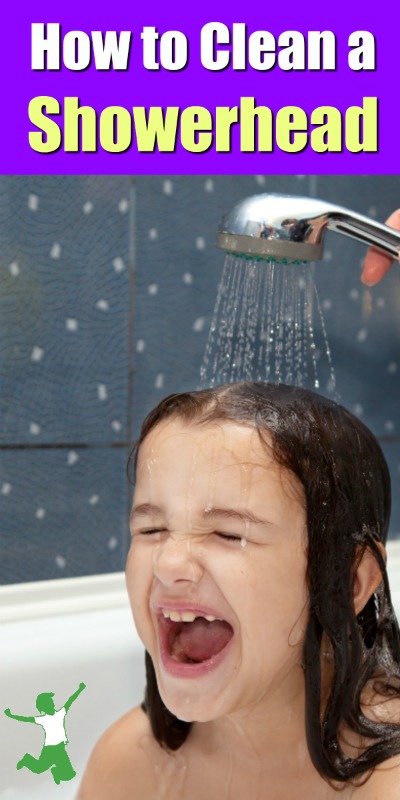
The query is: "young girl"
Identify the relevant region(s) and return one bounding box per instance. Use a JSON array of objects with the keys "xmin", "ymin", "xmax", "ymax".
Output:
[{"xmin": 79, "ymin": 382, "xmax": 400, "ymax": 799}]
